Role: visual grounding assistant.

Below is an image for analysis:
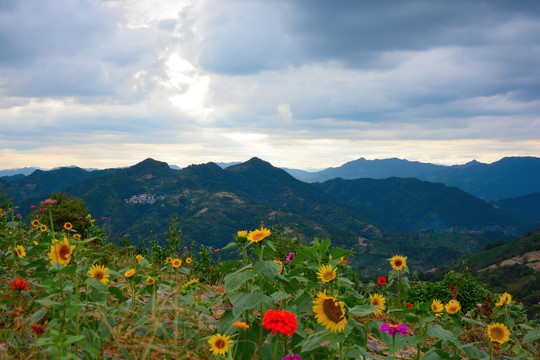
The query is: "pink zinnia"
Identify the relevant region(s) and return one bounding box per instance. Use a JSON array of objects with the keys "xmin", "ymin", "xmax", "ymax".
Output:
[{"xmin": 380, "ymin": 323, "xmax": 408, "ymax": 336}]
